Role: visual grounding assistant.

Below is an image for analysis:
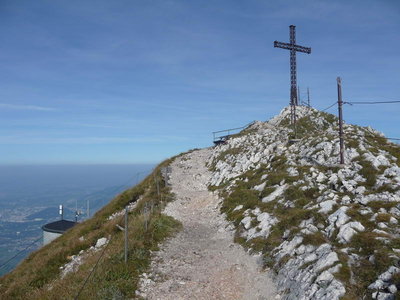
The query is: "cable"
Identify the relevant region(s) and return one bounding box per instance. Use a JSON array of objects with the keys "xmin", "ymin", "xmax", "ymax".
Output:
[
  {"xmin": 0, "ymin": 237, "xmax": 42, "ymax": 270},
  {"xmin": 74, "ymin": 234, "xmax": 114, "ymax": 300},
  {"xmin": 345, "ymin": 100, "xmax": 400, "ymax": 105},
  {"xmin": 74, "ymin": 208, "xmax": 128, "ymax": 299},
  {"xmin": 69, "ymin": 168, "xmax": 152, "ymax": 219},
  {"xmin": 320, "ymin": 101, "xmax": 337, "ymax": 112},
  {"xmin": 344, "ymin": 131, "xmax": 400, "ymax": 142}
]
